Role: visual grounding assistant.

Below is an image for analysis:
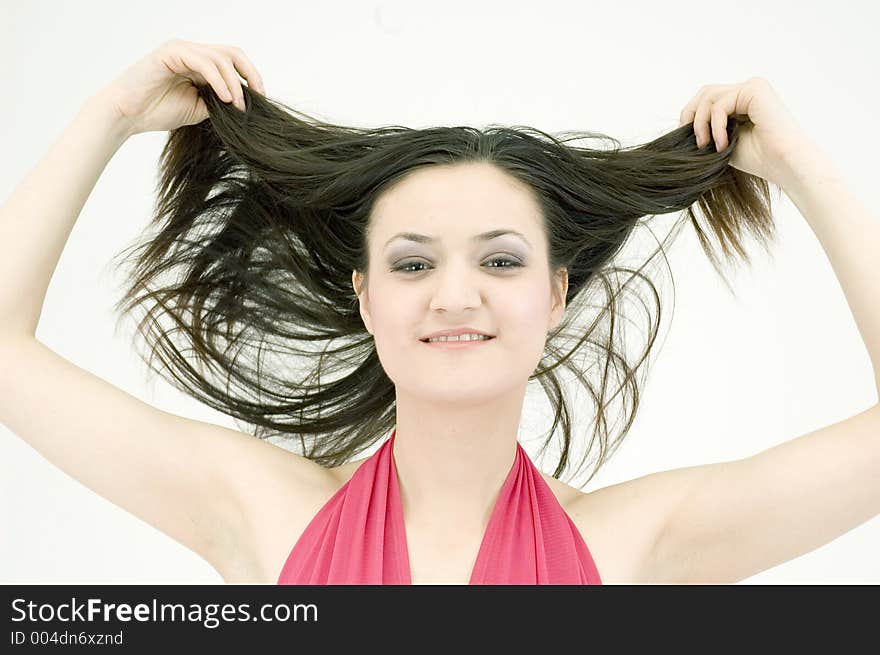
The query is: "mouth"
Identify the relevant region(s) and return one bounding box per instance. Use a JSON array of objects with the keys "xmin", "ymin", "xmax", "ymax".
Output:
[{"xmin": 419, "ymin": 336, "xmax": 496, "ymax": 349}]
